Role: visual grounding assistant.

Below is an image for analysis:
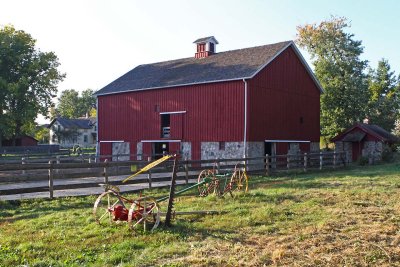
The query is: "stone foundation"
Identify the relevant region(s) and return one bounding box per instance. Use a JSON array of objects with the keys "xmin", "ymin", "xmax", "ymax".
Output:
[
  {"xmin": 362, "ymin": 141, "xmax": 383, "ymax": 163},
  {"xmin": 112, "ymin": 142, "xmax": 130, "ymax": 161},
  {"xmin": 136, "ymin": 142, "xmax": 143, "ymax": 160},
  {"xmin": 201, "ymin": 142, "xmax": 244, "ymax": 161},
  {"xmin": 180, "ymin": 142, "xmax": 192, "ymax": 160},
  {"xmin": 310, "ymin": 142, "xmax": 320, "ymax": 152}
]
